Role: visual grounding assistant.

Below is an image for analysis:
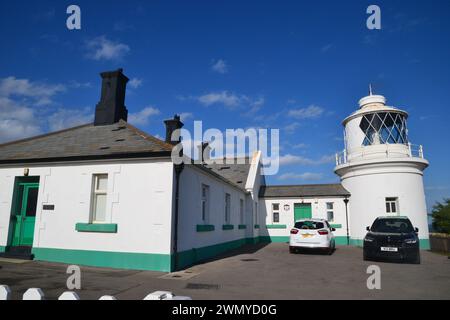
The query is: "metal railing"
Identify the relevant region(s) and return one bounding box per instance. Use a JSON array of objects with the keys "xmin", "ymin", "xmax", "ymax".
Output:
[{"xmin": 335, "ymin": 143, "xmax": 424, "ymax": 166}]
